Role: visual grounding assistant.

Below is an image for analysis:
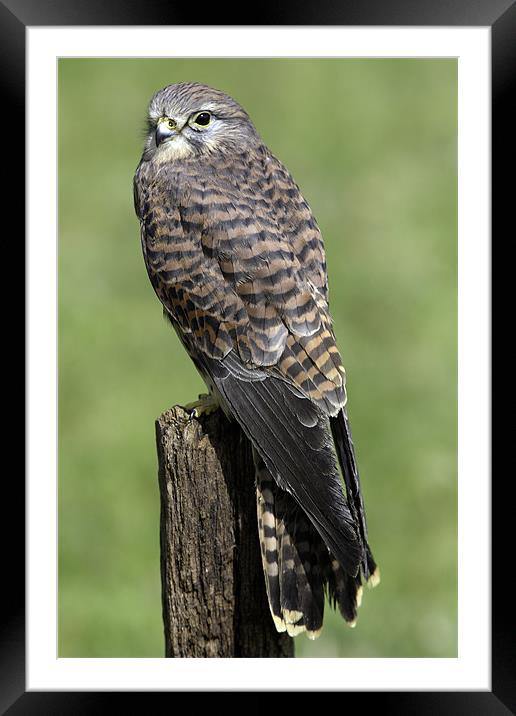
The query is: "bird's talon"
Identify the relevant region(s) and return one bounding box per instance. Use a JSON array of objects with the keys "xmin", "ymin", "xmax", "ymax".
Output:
[{"xmin": 184, "ymin": 395, "xmax": 219, "ymax": 419}]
